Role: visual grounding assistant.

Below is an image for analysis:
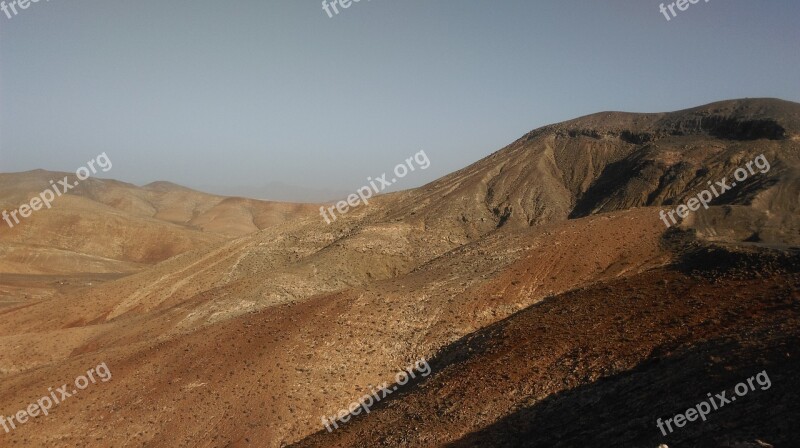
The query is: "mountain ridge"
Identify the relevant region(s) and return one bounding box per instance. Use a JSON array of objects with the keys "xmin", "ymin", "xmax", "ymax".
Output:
[{"xmin": 0, "ymin": 98, "xmax": 798, "ymax": 447}]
